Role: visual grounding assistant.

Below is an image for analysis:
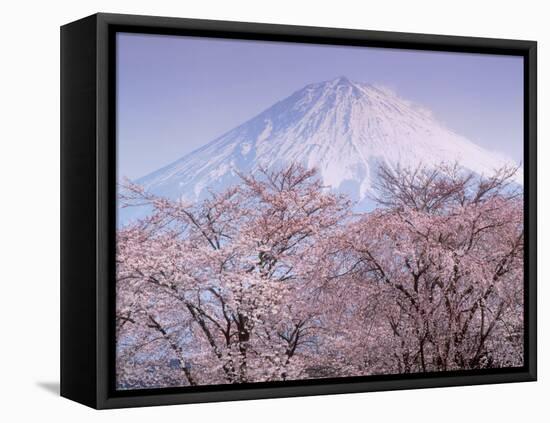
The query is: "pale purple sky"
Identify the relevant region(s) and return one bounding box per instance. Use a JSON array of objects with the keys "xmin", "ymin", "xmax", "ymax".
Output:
[{"xmin": 117, "ymin": 32, "xmax": 524, "ymax": 180}]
